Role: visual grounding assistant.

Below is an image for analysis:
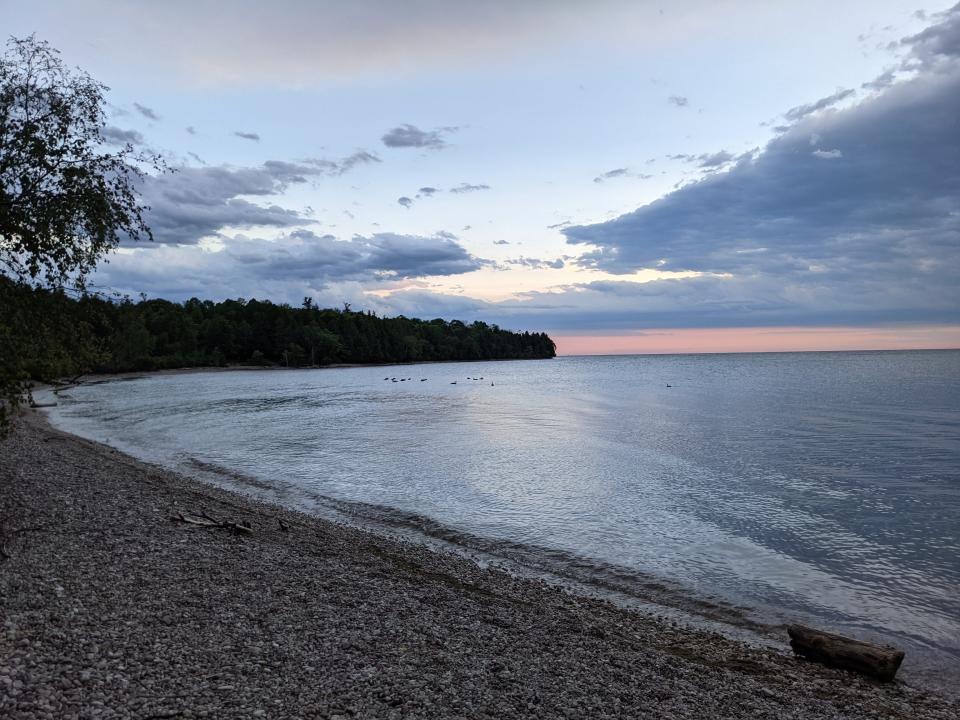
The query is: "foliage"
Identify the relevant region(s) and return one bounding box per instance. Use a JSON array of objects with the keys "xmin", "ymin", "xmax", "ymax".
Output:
[
  {"xmin": 0, "ymin": 36, "xmax": 158, "ymax": 286},
  {"xmin": 0, "ymin": 36, "xmax": 159, "ymax": 428},
  {"xmin": 2, "ymin": 278, "xmax": 556, "ymax": 378}
]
